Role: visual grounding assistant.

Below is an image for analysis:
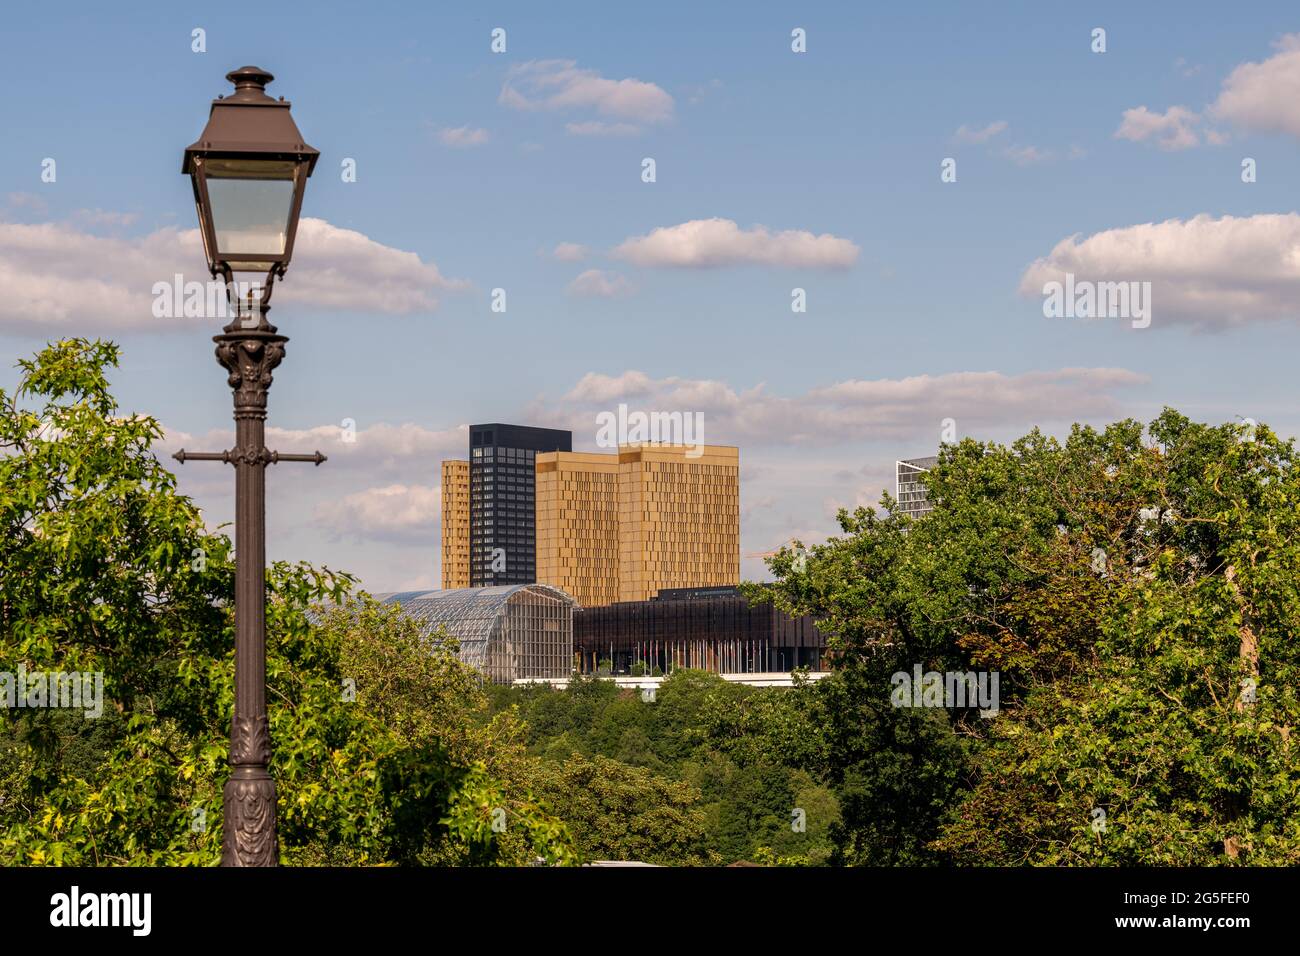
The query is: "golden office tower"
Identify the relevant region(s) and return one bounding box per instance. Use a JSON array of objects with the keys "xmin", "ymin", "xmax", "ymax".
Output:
[
  {"xmin": 440, "ymin": 459, "xmax": 470, "ymax": 589},
  {"xmin": 535, "ymin": 444, "xmax": 740, "ymax": 607},
  {"xmin": 535, "ymin": 452, "xmax": 621, "ymax": 607}
]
